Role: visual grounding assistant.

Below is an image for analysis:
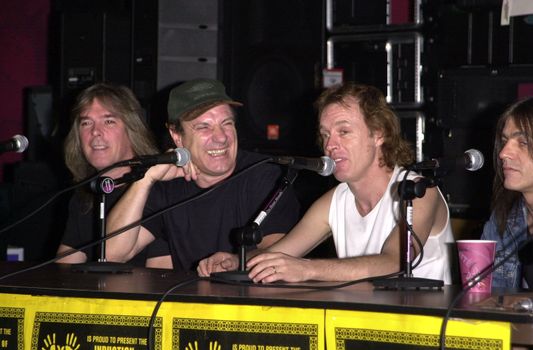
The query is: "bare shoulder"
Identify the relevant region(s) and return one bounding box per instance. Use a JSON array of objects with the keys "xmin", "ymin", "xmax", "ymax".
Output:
[{"xmin": 413, "ymin": 186, "xmax": 448, "ymax": 235}]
